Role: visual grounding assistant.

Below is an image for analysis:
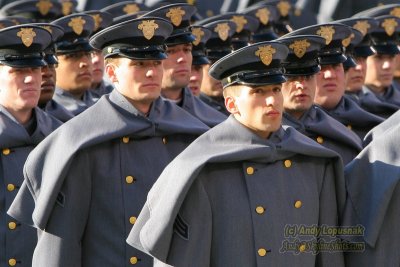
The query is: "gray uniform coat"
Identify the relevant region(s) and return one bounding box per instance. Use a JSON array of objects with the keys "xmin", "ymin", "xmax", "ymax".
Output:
[
  {"xmin": 173, "ymin": 87, "xmax": 227, "ymax": 127},
  {"xmin": 341, "ymin": 123, "xmax": 400, "ymax": 266},
  {"xmin": 363, "ymin": 109, "xmax": 400, "ymax": 146},
  {"xmin": 42, "ymin": 99, "xmax": 74, "ymax": 123},
  {"xmin": 53, "ymin": 87, "xmax": 98, "ymax": 116},
  {"xmin": 198, "ymin": 92, "xmax": 230, "ymax": 116},
  {"xmin": 91, "ymin": 80, "xmax": 114, "ymax": 98},
  {"xmin": 8, "ymin": 90, "xmax": 209, "ymax": 267},
  {"xmin": 127, "ymin": 116, "xmax": 346, "ymax": 266},
  {"xmin": 321, "ymin": 95, "xmax": 384, "ymax": 140},
  {"xmin": 0, "ymin": 106, "xmax": 61, "ymax": 267},
  {"xmin": 282, "ymin": 105, "xmax": 363, "ymax": 165}
]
